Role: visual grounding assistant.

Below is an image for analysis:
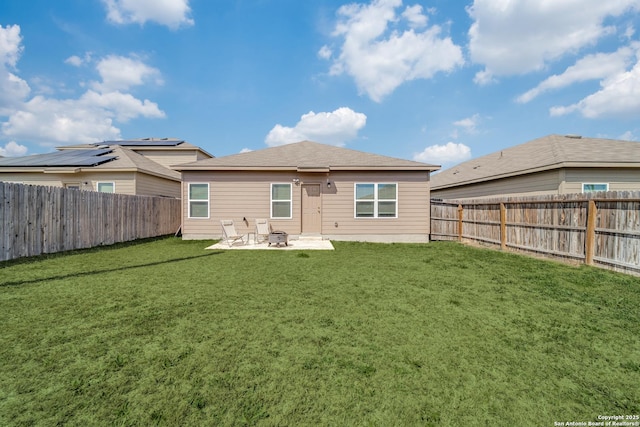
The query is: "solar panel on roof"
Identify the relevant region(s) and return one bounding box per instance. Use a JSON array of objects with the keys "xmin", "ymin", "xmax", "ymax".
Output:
[
  {"xmin": 0, "ymin": 148, "xmax": 117, "ymax": 167},
  {"xmin": 102, "ymin": 139, "xmax": 184, "ymax": 147}
]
